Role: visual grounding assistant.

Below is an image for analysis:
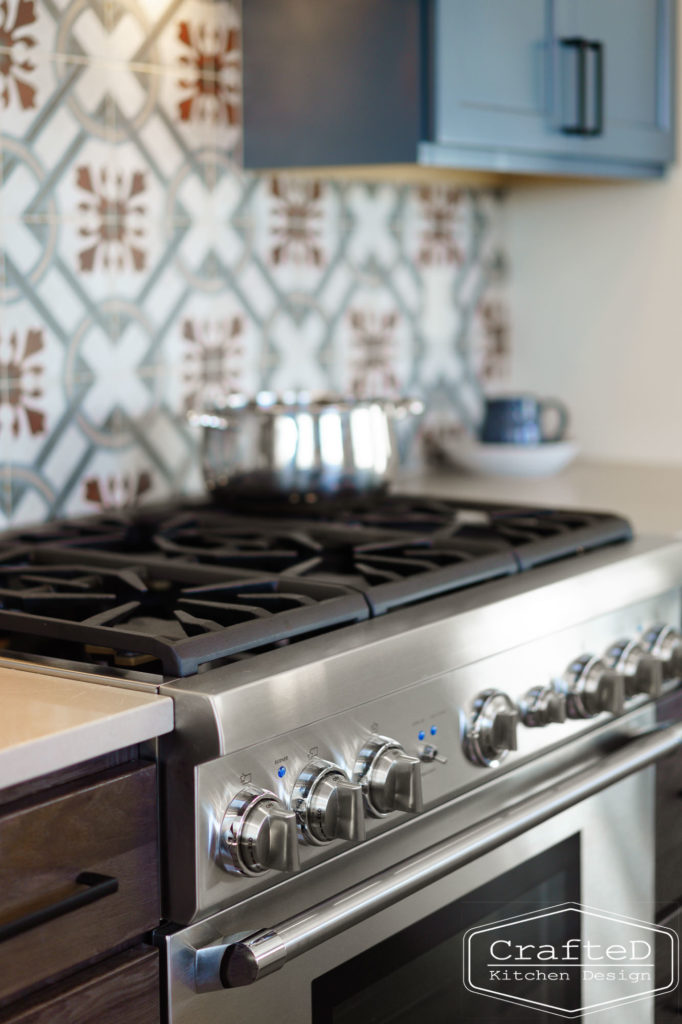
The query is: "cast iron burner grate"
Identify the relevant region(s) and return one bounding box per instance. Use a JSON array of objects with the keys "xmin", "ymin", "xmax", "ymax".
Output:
[
  {"xmin": 0, "ymin": 556, "xmax": 368, "ymax": 676},
  {"xmin": 0, "ymin": 496, "xmax": 632, "ymax": 675},
  {"xmin": 122, "ymin": 512, "xmax": 521, "ymax": 613}
]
